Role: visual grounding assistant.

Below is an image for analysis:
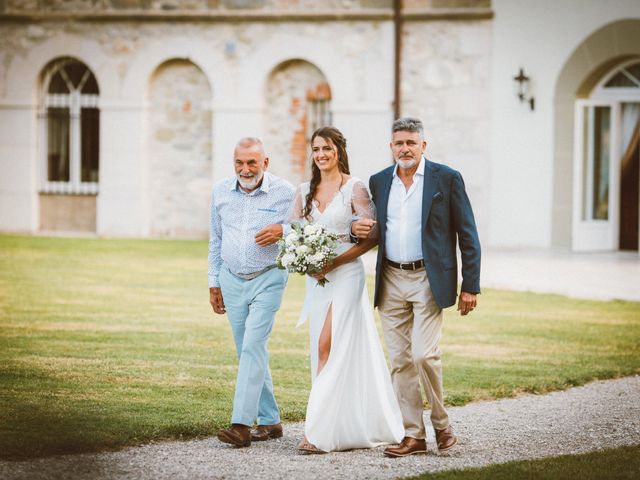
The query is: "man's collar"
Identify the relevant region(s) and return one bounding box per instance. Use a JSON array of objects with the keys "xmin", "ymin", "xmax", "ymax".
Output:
[
  {"xmin": 259, "ymin": 172, "xmax": 271, "ymax": 193},
  {"xmin": 393, "ymin": 156, "xmax": 426, "ymax": 178},
  {"xmin": 231, "ymin": 171, "xmax": 271, "ymax": 193}
]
